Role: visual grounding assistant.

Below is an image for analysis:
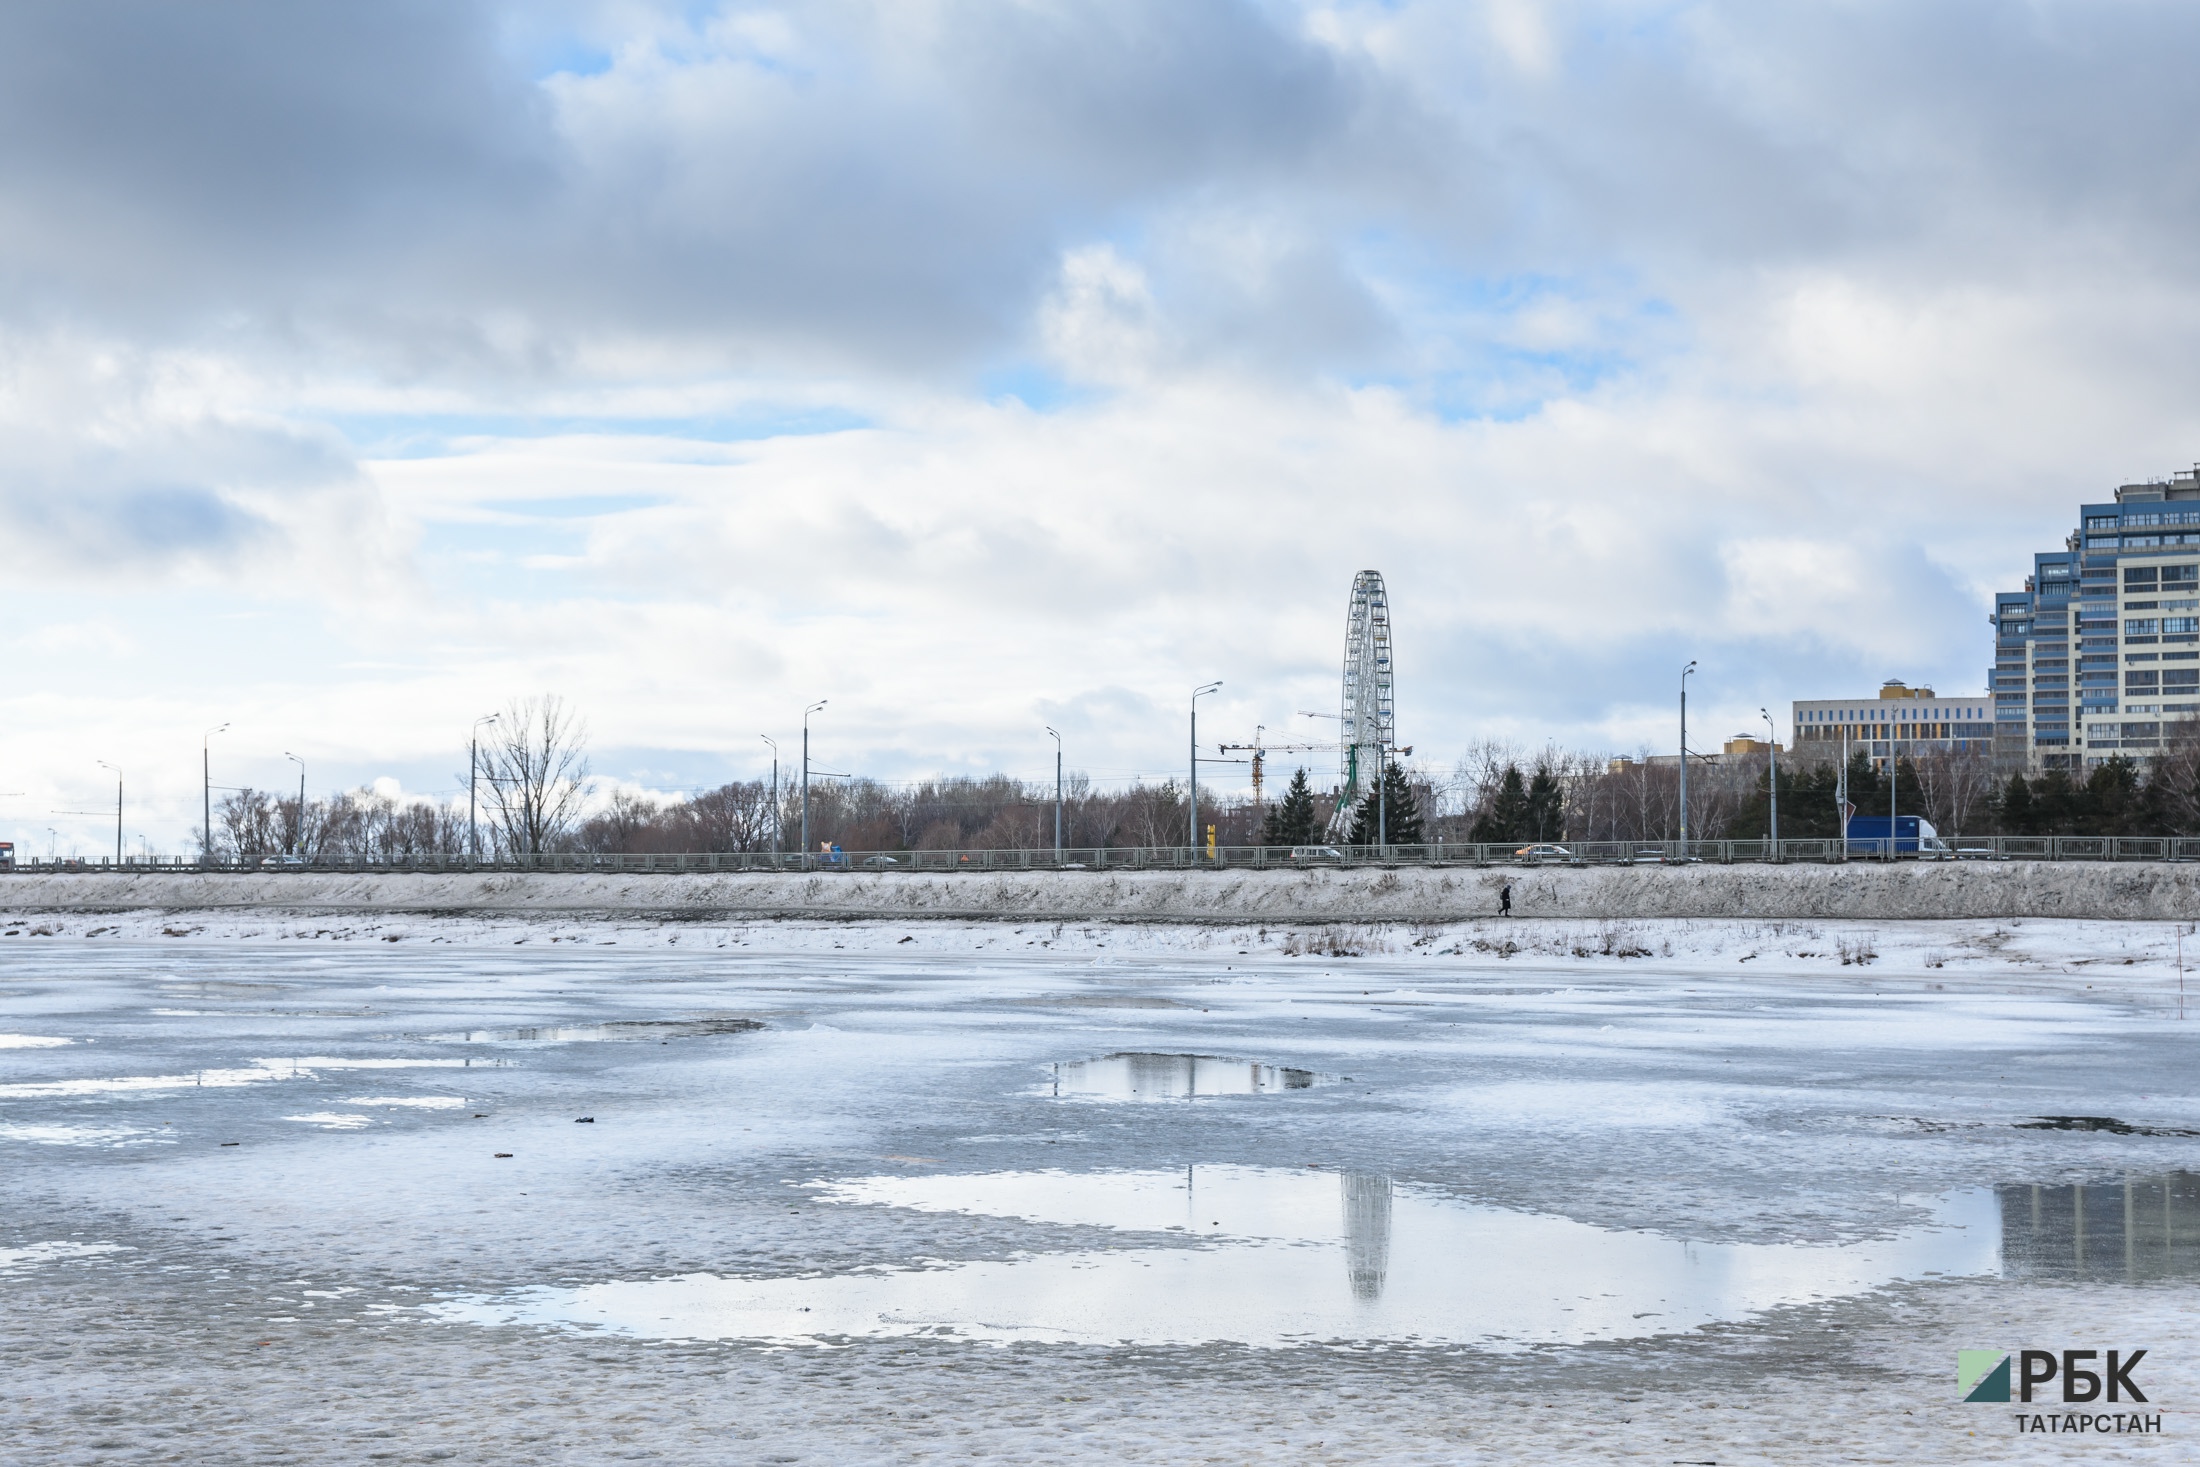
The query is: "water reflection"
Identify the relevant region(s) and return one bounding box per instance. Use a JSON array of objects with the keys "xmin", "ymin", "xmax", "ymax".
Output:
[
  {"xmin": 1341, "ymin": 1173, "xmax": 1392, "ymax": 1301},
  {"xmin": 1050, "ymin": 1053, "xmax": 1316, "ymax": 1100},
  {"xmin": 1999, "ymin": 1174, "xmax": 2200, "ymax": 1281},
  {"xmin": 432, "ymin": 1166, "xmax": 2002, "ymax": 1349}
]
